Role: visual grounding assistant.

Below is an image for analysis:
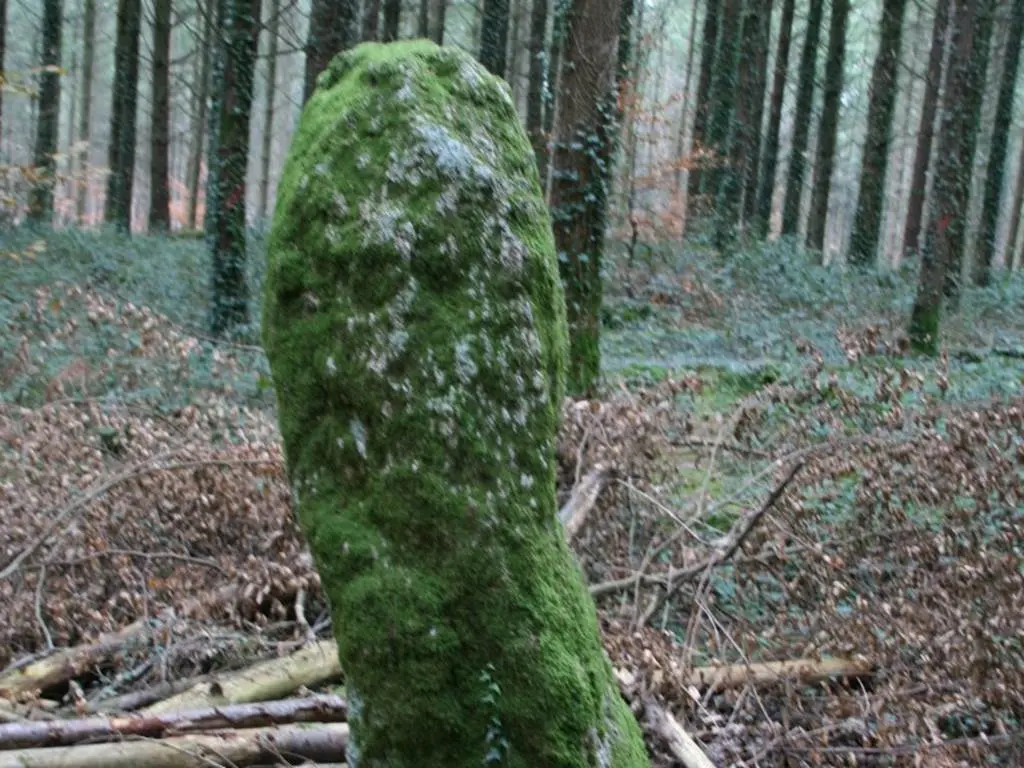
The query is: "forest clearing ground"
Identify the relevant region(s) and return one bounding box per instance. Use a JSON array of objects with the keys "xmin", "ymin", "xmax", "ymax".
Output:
[{"xmin": 1, "ymin": 227, "xmax": 1023, "ymax": 765}]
